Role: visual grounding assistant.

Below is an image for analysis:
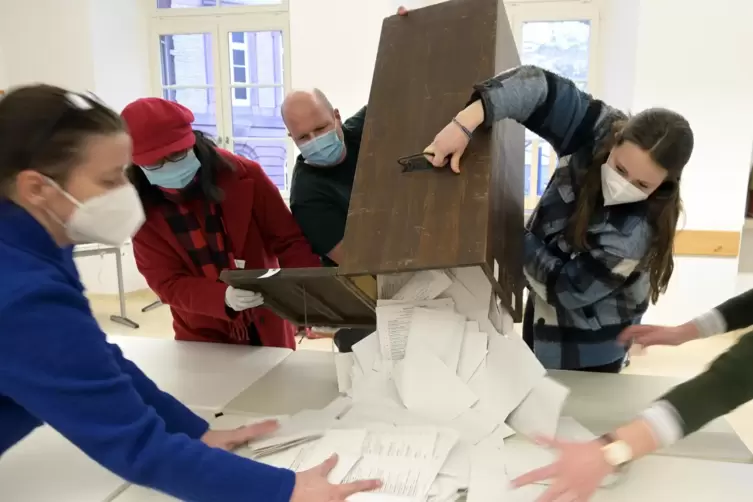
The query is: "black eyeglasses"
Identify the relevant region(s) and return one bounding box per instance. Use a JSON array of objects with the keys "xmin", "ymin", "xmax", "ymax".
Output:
[{"xmin": 141, "ymin": 150, "xmax": 190, "ymax": 171}]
